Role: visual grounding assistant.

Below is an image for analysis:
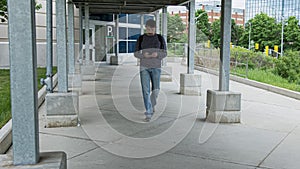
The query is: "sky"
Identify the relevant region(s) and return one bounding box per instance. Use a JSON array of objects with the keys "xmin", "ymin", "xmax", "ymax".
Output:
[{"xmin": 168, "ymin": 0, "xmax": 246, "ymax": 12}]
